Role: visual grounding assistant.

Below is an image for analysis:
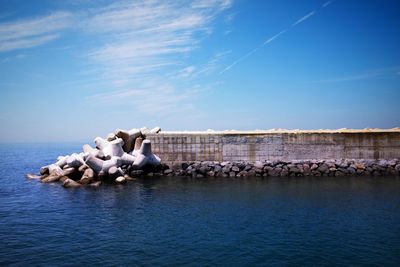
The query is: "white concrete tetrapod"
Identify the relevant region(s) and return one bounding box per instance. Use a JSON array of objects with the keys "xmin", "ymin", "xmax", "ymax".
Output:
[
  {"xmin": 94, "ymin": 137, "xmax": 125, "ymax": 158},
  {"xmin": 83, "ymin": 145, "xmax": 107, "ymax": 159},
  {"xmin": 140, "ymin": 127, "xmax": 149, "ymax": 136},
  {"xmin": 107, "ymin": 133, "xmax": 117, "ymax": 141},
  {"xmin": 120, "ymin": 153, "xmax": 136, "ymax": 165},
  {"xmin": 63, "ymin": 178, "xmax": 81, "ymax": 188},
  {"xmin": 115, "ymin": 128, "xmax": 141, "ymax": 153},
  {"xmin": 115, "ymin": 176, "xmax": 127, "ymax": 184},
  {"xmin": 80, "ymin": 168, "xmax": 95, "ymax": 185},
  {"xmin": 131, "ymin": 137, "xmax": 143, "ymax": 157},
  {"xmin": 48, "ymin": 164, "xmax": 63, "ymax": 176},
  {"xmin": 132, "ymin": 140, "xmax": 161, "ymax": 170},
  {"xmin": 108, "ymin": 166, "xmax": 124, "ymax": 180},
  {"xmin": 83, "ymin": 144, "xmax": 95, "ymax": 154},
  {"xmin": 55, "ymin": 156, "xmax": 68, "ymax": 168},
  {"xmin": 149, "ymin": 127, "xmax": 161, "ymax": 134},
  {"xmin": 66, "ymin": 153, "xmax": 84, "ymax": 168},
  {"xmin": 41, "ymin": 167, "xmax": 78, "ymax": 183},
  {"xmin": 85, "ymin": 154, "xmax": 122, "ymax": 174},
  {"xmin": 26, "ymin": 173, "xmax": 41, "ymax": 179}
]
